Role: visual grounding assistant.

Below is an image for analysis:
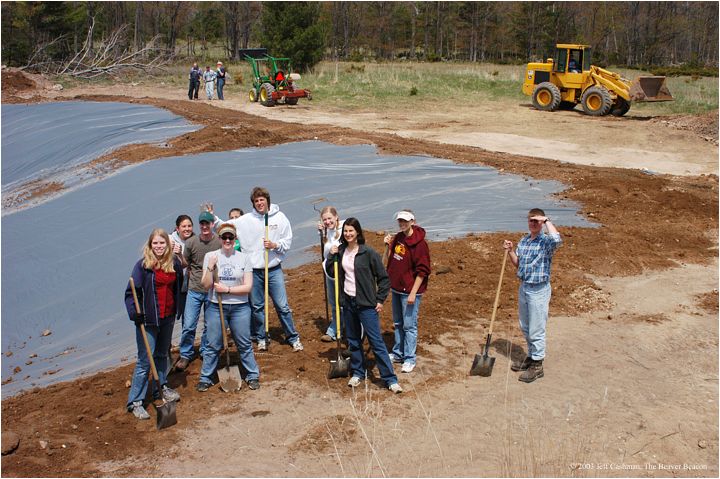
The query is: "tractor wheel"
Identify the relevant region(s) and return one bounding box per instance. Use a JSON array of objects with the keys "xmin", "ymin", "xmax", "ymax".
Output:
[
  {"xmin": 259, "ymin": 83, "xmax": 276, "ymax": 107},
  {"xmin": 531, "ymin": 82, "xmax": 561, "ymax": 111},
  {"xmin": 581, "ymin": 86, "xmax": 613, "ymax": 116},
  {"xmin": 558, "ymin": 101, "xmax": 576, "ymax": 111},
  {"xmin": 610, "ymin": 98, "xmax": 631, "ymax": 117},
  {"xmin": 249, "ymin": 88, "xmax": 259, "ymax": 103},
  {"xmin": 285, "ymin": 97, "xmax": 299, "ymax": 105}
]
